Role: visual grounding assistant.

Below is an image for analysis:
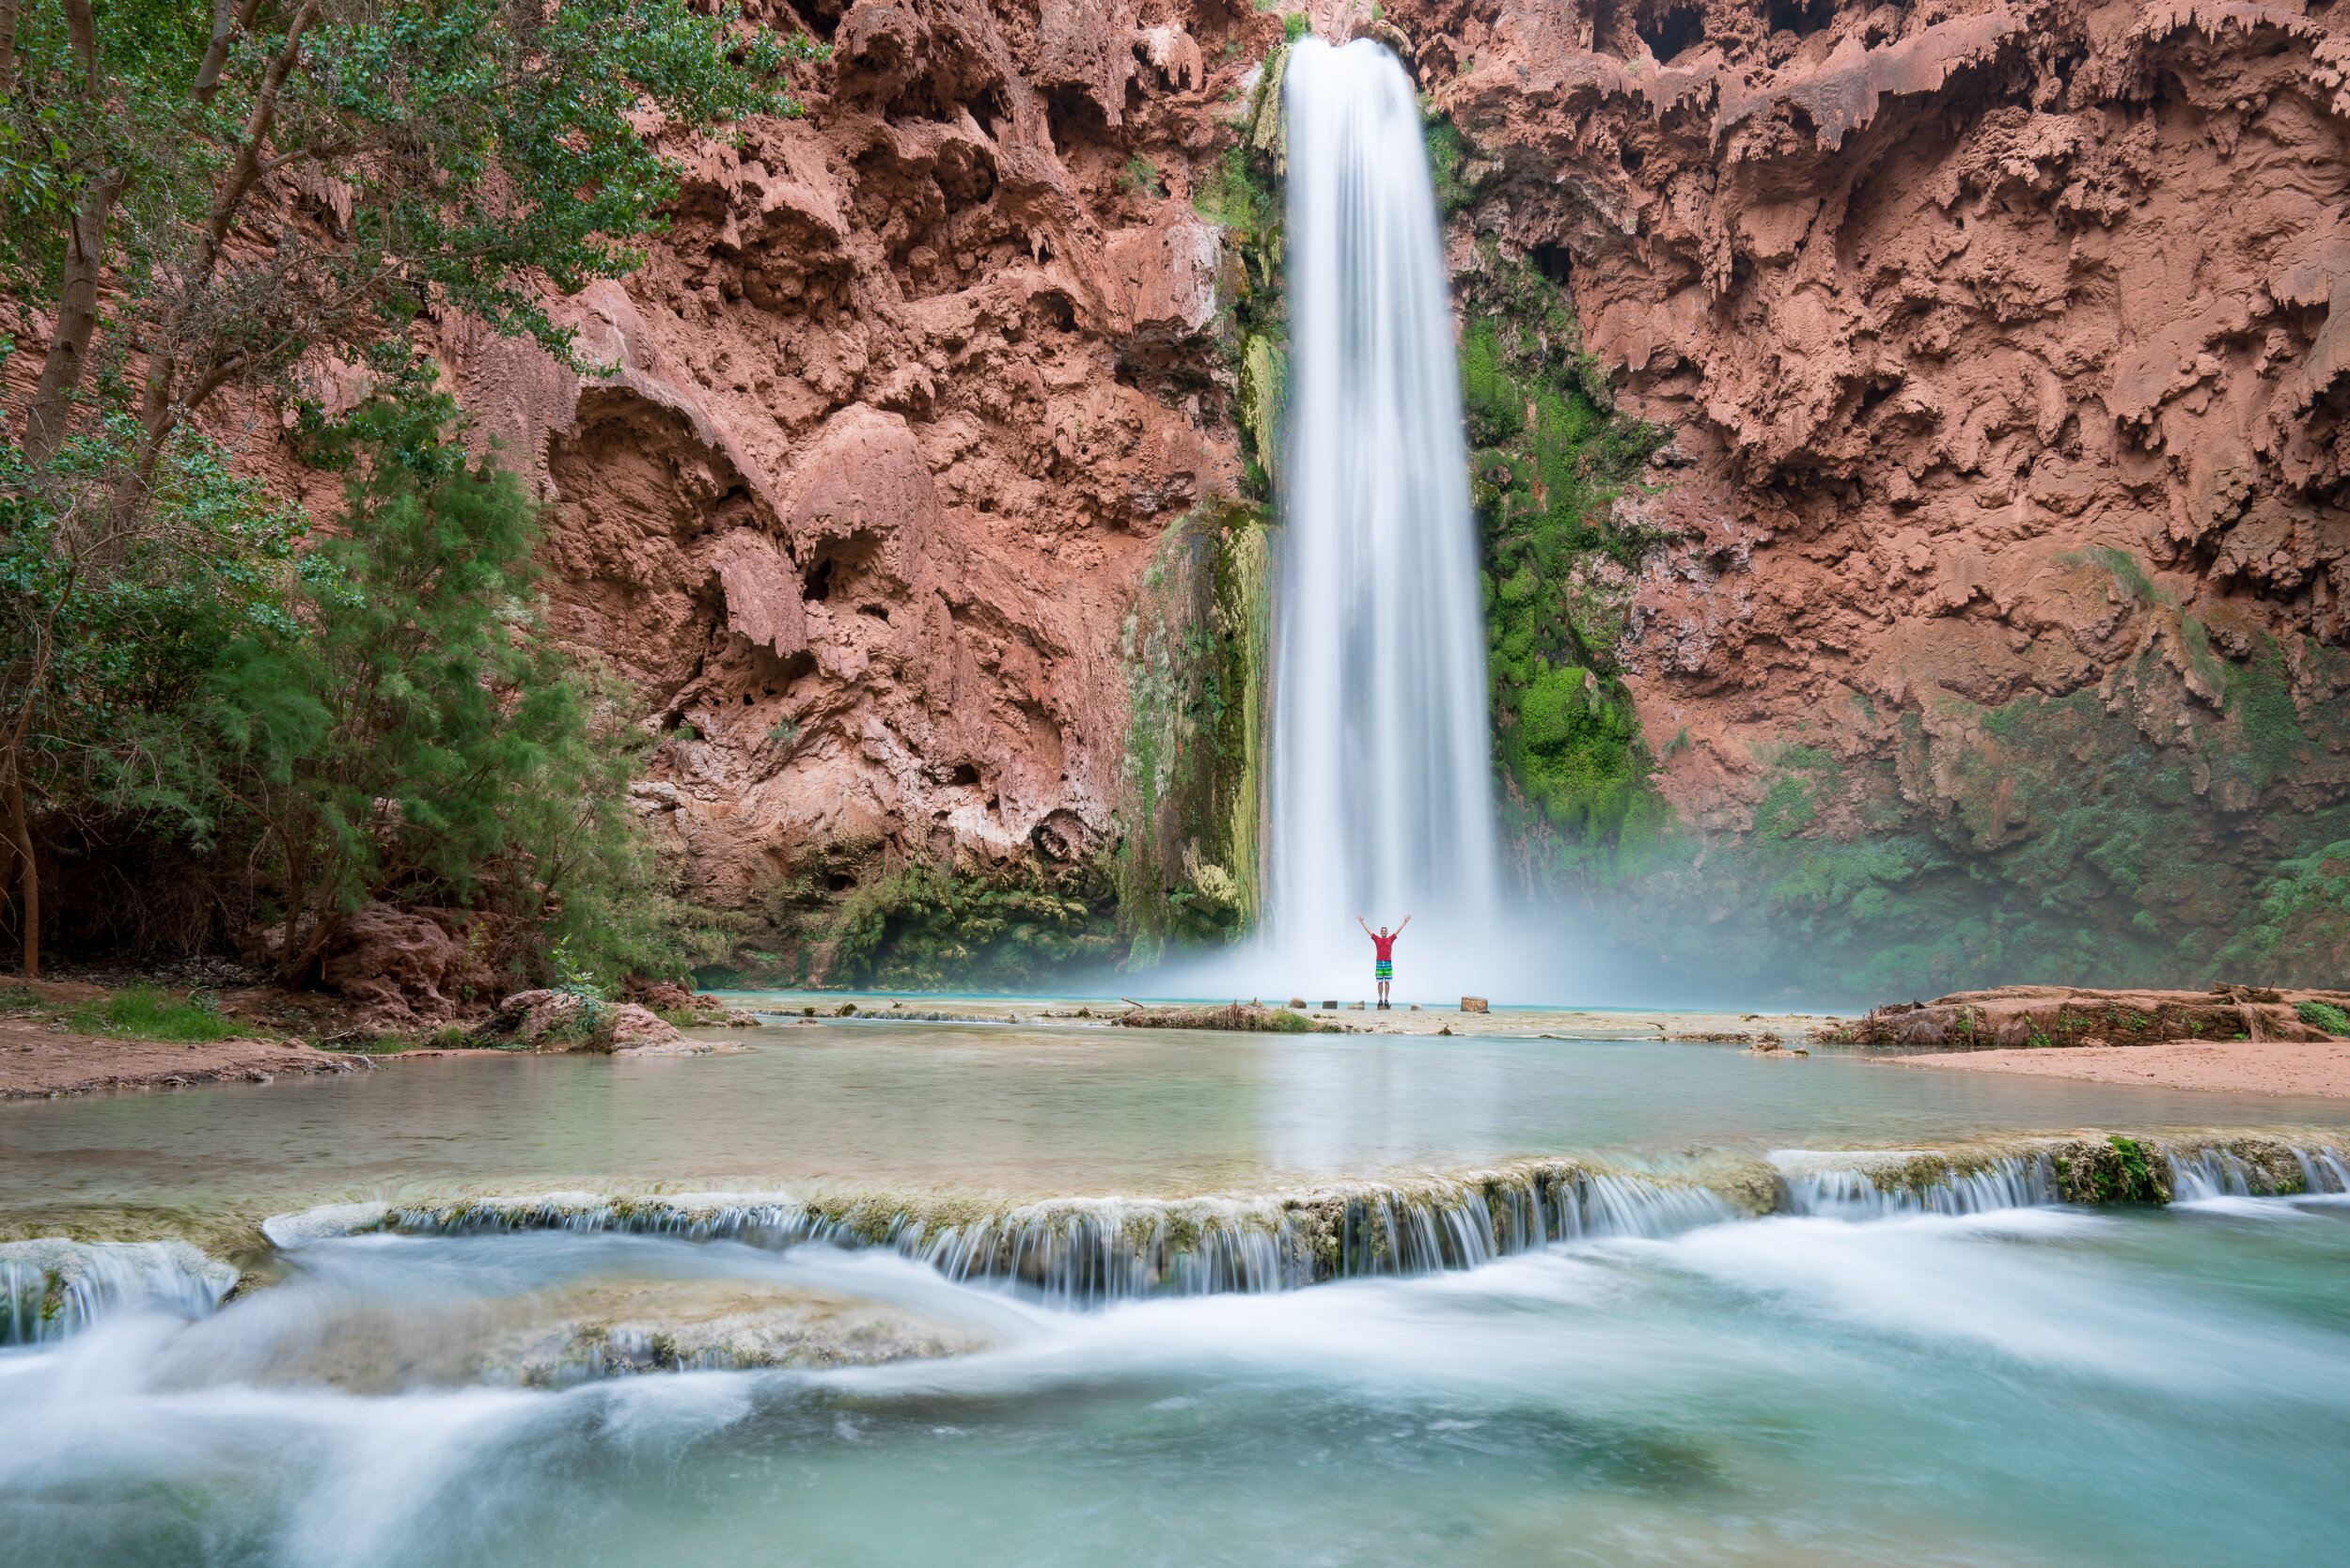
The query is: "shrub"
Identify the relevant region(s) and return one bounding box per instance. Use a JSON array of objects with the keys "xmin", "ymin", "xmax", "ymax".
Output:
[{"xmin": 2297, "ymin": 1000, "xmax": 2350, "ymax": 1036}]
